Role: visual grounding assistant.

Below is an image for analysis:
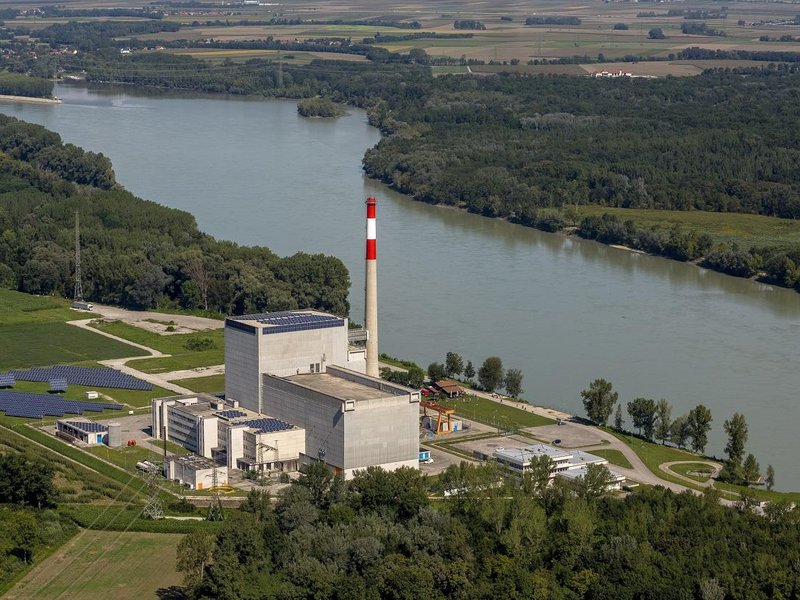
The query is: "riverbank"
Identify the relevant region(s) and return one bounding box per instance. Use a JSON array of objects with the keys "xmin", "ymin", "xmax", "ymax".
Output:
[{"xmin": 0, "ymin": 94, "xmax": 61, "ymax": 105}]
